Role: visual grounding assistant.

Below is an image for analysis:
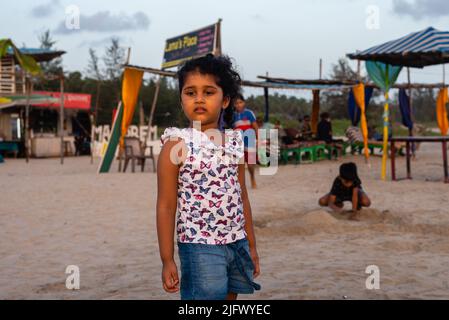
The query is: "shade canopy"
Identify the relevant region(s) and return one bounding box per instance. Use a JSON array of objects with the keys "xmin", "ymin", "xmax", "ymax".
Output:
[
  {"xmin": 347, "ymin": 27, "xmax": 449, "ymax": 68},
  {"xmin": 0, "ymin": 93, "xmax": 59, "ymax": 110},
  {"xmin": 5, "ymin": 47, "xmax": 66, "ymax": 63}
]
